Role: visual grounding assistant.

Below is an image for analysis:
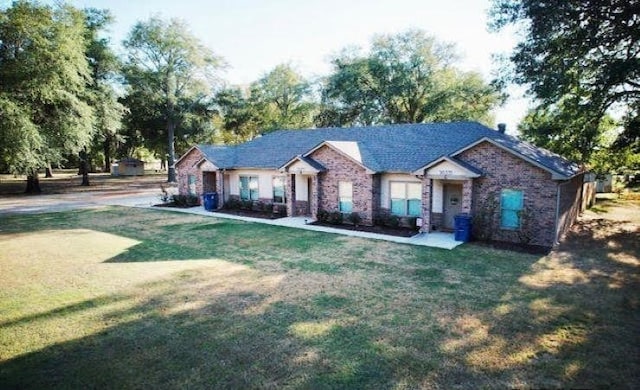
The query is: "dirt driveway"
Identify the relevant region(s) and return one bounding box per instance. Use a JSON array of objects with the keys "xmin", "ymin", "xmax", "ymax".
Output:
[{"xmin": 0, "ymin": 173, "xmax": 174, "ymax": 215}]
